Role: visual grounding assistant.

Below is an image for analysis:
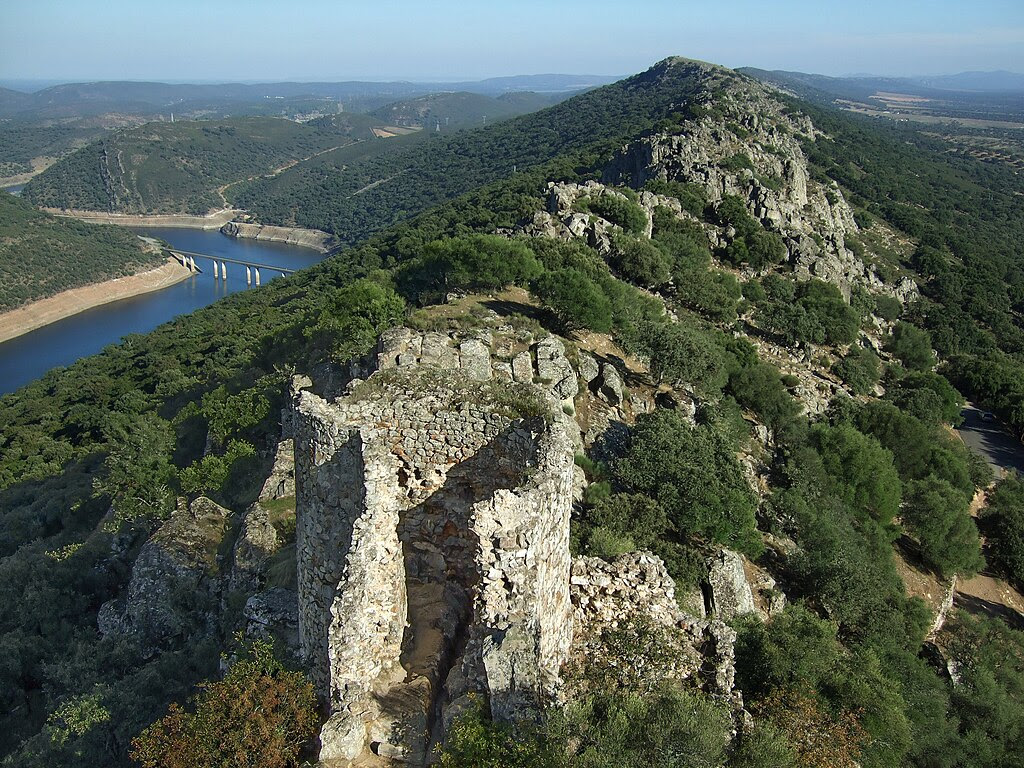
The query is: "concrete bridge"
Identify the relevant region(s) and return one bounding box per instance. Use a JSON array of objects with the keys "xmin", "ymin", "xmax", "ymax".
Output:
[{"xmin": 168, "ymin": 249, "xmax": 295, "ymax": 286}]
